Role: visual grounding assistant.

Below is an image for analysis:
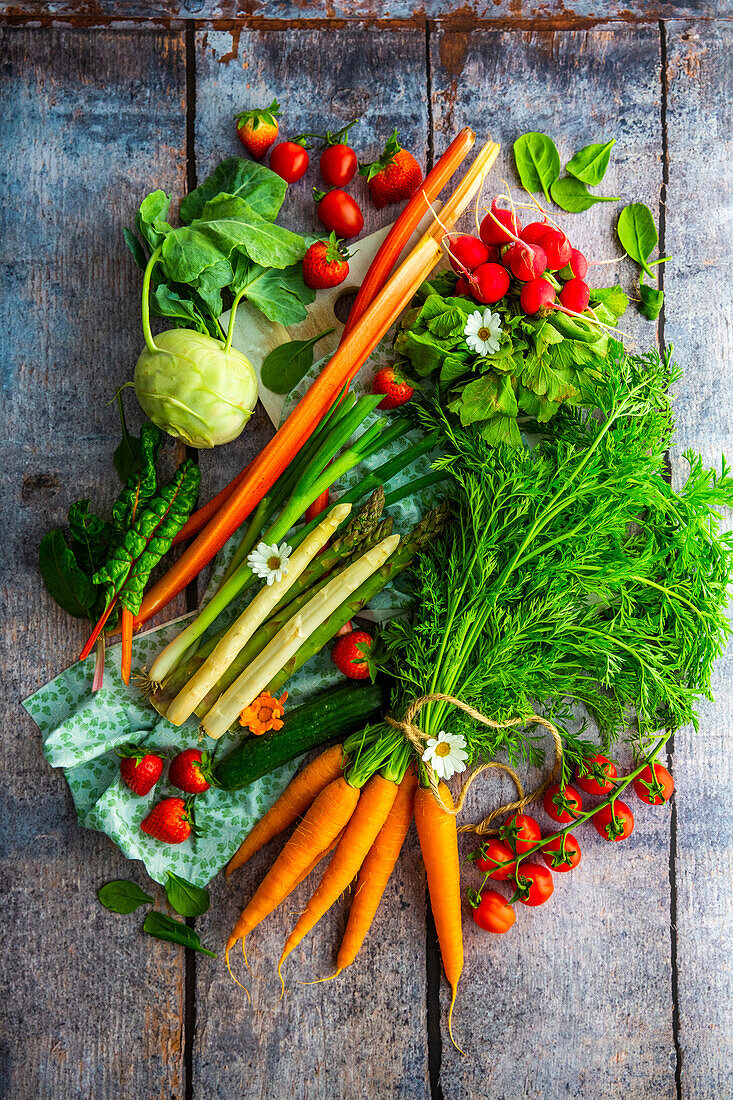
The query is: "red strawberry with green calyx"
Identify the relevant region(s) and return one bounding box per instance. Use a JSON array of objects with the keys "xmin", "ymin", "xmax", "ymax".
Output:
[
  {"xmin": 234, "ymin": 99, "xmax": 280, "ymax": 160},
  {"xmin": 360, "ymin": 131, "xmax": 423, "ymax": 209},
  {"xmin": 141, "ymin": 797, "xmax": 193, "ymax": 844},
  {"xmin": 331, "ymin": 630, "xmax": 374, "ymax": 680},
  {"xmin": 169, "ymin": 748, "xmax": 213, "ymax": 795},
  {"xmin": 118, "ymin": 745, "xmax": 164, "ymax": 797},
  {"xmin": 302, "ymin": 233, "xmax": 351, "ymax": 290},
  {"xmin": 372, "ymin": 365, "xmax": 414, "ymax": 410}
]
